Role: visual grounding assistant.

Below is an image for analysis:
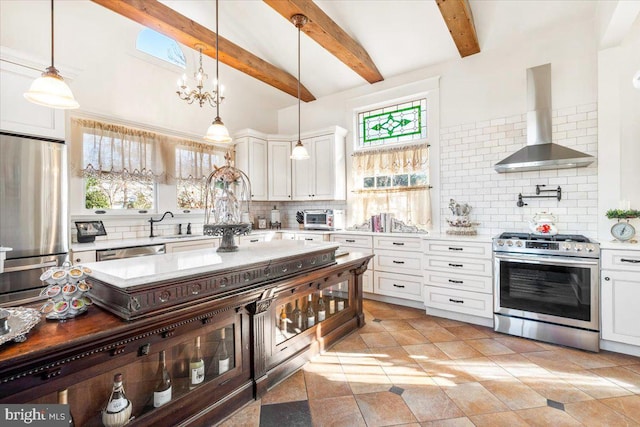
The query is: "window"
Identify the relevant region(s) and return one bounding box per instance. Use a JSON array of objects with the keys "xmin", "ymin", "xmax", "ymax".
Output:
[
  {"xmin": 70, "ymin": 118, "xmax": 227, "ymax": 213},
  {"xmin": 357, "ymin": 98, "xmax": 426, "ymax": 148},
  {"xmin": 136, "ymin": 28, "xmax": 186, "ymax": 69}
]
